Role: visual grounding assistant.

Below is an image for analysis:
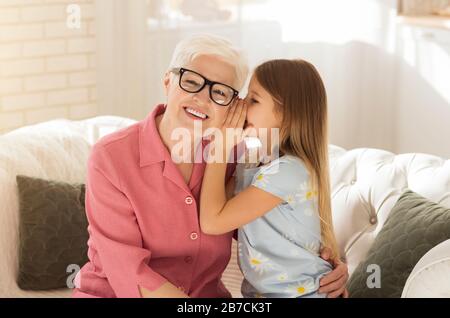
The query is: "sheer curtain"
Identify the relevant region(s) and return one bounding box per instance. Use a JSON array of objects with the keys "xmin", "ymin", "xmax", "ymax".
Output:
[
  {"xmin": 95, "ymin": 0, "xmax": 286, "ymax": 120},
  {"xmin": 143, "ymin": 0, "xmax": 285, "ymax": 114},
  {"xmin": 95, "ymin": 0, "xmax": 400, "ymax": 152},
  {"xmin": 95, "ymin": 0, "xmax": 148, "ymax": 120}
]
